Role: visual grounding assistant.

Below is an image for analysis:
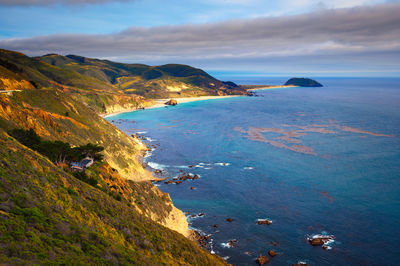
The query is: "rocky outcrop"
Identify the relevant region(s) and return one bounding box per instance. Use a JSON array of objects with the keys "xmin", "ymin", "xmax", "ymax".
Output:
[
  {"xmin": 256, "ymin": 255, "xmax": 270, "ymax": 265},
  {"xmin": 157, "ymin": 200, "xmax": 191, "ymax": 237},
  {"xmin": 257, "ymin": 219, "xmax": 272, "ymax": 225},
  {"xmin": 268, "ymin": 250, "xmax": 278, "ymax": 257},
  {"xmin": 165, "ymin": 99, "xmax": 178, "ymax": 106},
  {"xmin": 284, "ymin": 78, "xmax": 323, "ymax": 87}
]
